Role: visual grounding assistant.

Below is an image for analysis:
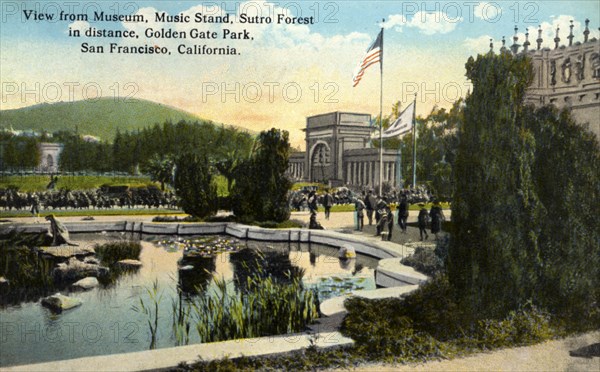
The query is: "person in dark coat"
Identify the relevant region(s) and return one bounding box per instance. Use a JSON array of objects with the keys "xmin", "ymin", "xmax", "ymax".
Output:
[
  {"xmin": 386, "ymin": 205, "xmax": 394, "ymax": 241},
  {"xmin": 417, "ymin": 203, "xmax": 430, "ymax": 241},
  {"xmin": 365, "ymin": 190, "xmax": 377, "ymax": 225},
  {"xmin": 309, "ymin": 211, "xmax": 324, "ymax": 230},
  {"xmin": 323, "ymin": 190, "xmax": 334, "ymax": 220},
  {"xmin": 375, "ymin": 199, "xmax": 389, "ymax": 236},
  {"xmin": 354, "ymin": 197, "xmax": 366, "ymax": 231},
  {"xmin": 429, "ymin": 200, "xmax": 445, "ymax": 238},
  {"xmin": 30, "ymin": 193, "xmax": 41, "ymax": 221},
  {"xmin": 307, "ymin": 191, "xmax": 318, "ymax": 215},
  {"xmin": 397, "ymin": 194, "xmax": 409, "ymax": 233}
]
